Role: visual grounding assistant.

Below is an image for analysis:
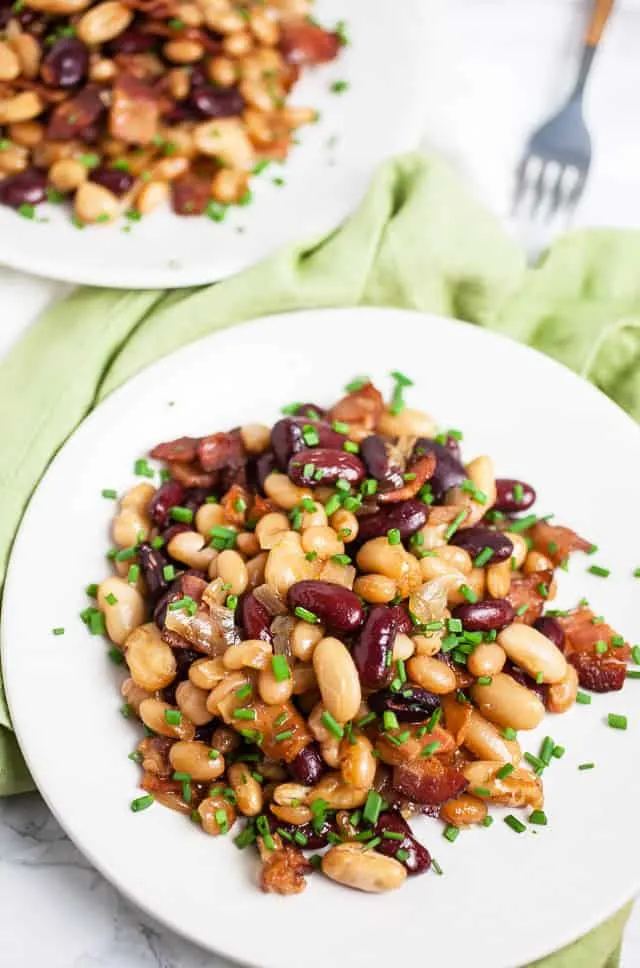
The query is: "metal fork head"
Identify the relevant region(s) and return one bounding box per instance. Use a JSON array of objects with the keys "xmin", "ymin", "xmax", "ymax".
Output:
[{"xmin": 513, "ymin": 96, "xmax": 592, "ymax": 223}]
